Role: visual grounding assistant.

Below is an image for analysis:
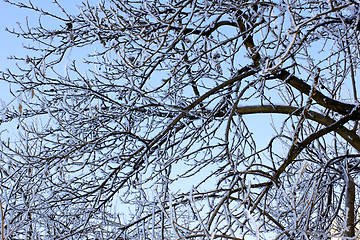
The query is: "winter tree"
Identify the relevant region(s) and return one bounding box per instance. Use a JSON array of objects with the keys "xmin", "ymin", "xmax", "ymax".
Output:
[{"xmin": 1, "ymin": 0, "xmax": 360, "ymax": 239}]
